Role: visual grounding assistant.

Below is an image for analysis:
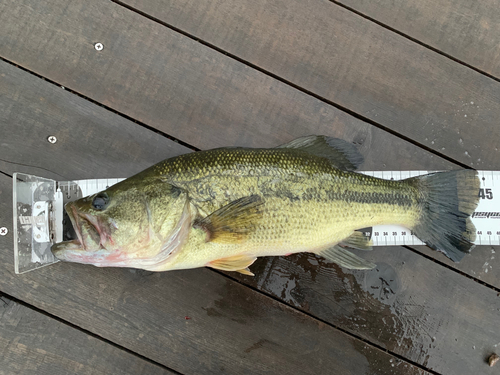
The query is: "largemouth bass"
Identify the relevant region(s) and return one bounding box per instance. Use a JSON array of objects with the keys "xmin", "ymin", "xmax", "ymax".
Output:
[{"xmin": 51, "ymin": 136, "xmax": 480, "ymax": 275}]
